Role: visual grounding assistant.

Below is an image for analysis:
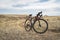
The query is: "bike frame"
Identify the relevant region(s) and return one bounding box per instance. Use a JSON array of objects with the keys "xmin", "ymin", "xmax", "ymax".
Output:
[
  {"xmin": 24, "ymin": 14, "xmax": 48, "ymax": 34},
  {"xmin": 29, "ymin": 16, "xmax": 41, "ymax": 29}
]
